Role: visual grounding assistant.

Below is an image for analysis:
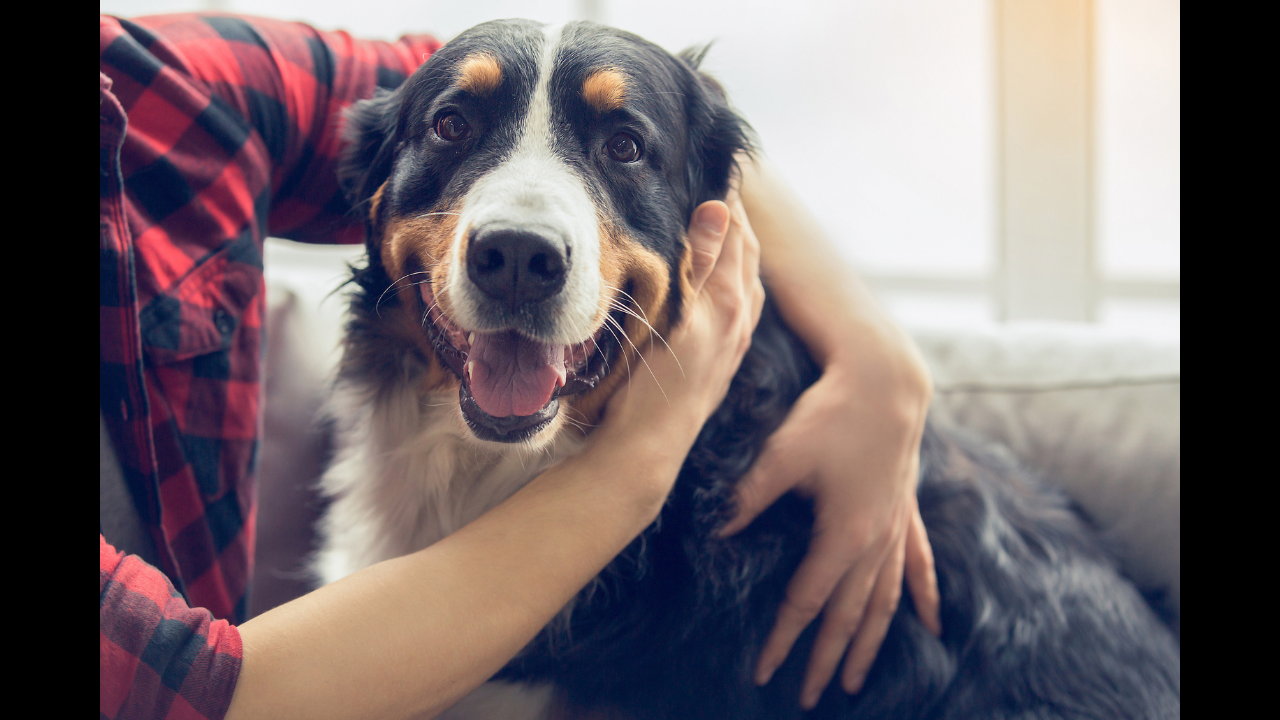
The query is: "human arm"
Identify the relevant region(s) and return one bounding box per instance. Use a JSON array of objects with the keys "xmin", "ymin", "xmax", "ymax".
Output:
[
  {"xmin": 101, "ymin": 13, "xmax": 442, "ymax": 248},
  {"xmin": 223, "ymin": 198, "xmax": 762, "ymax": 720},
  {"xmin": 722, "ymin": 156, "xmax": 941, "ymax": 708},
  {"xmin": 100, "ymin": 536, "xmax": 245, "ymax": 720}
]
